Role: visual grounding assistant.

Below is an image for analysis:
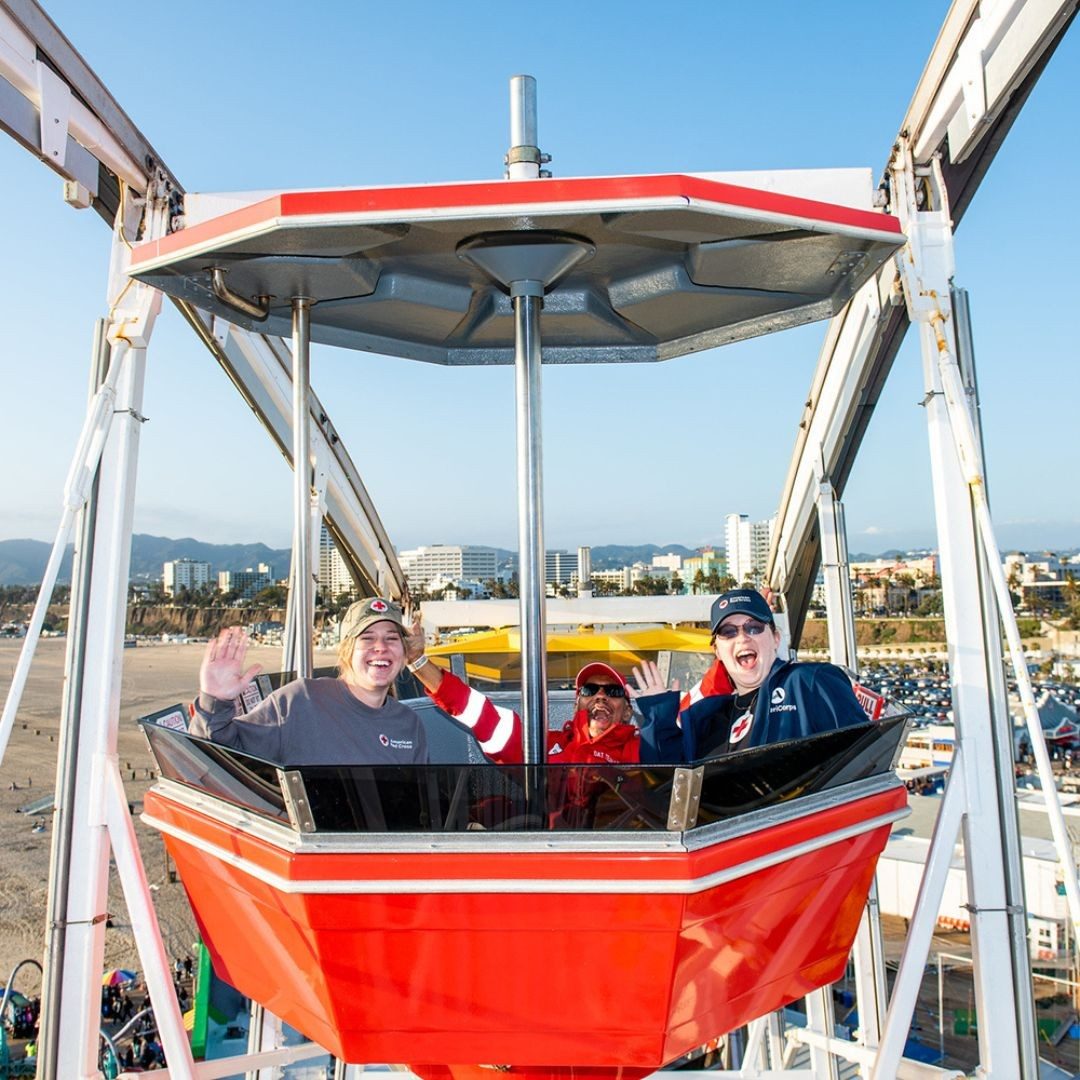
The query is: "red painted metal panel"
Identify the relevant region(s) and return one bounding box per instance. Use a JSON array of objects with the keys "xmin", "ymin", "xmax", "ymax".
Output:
[{"xmin": 144, "ymin": 784, "xmax": 902, "ymax": 1067}]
